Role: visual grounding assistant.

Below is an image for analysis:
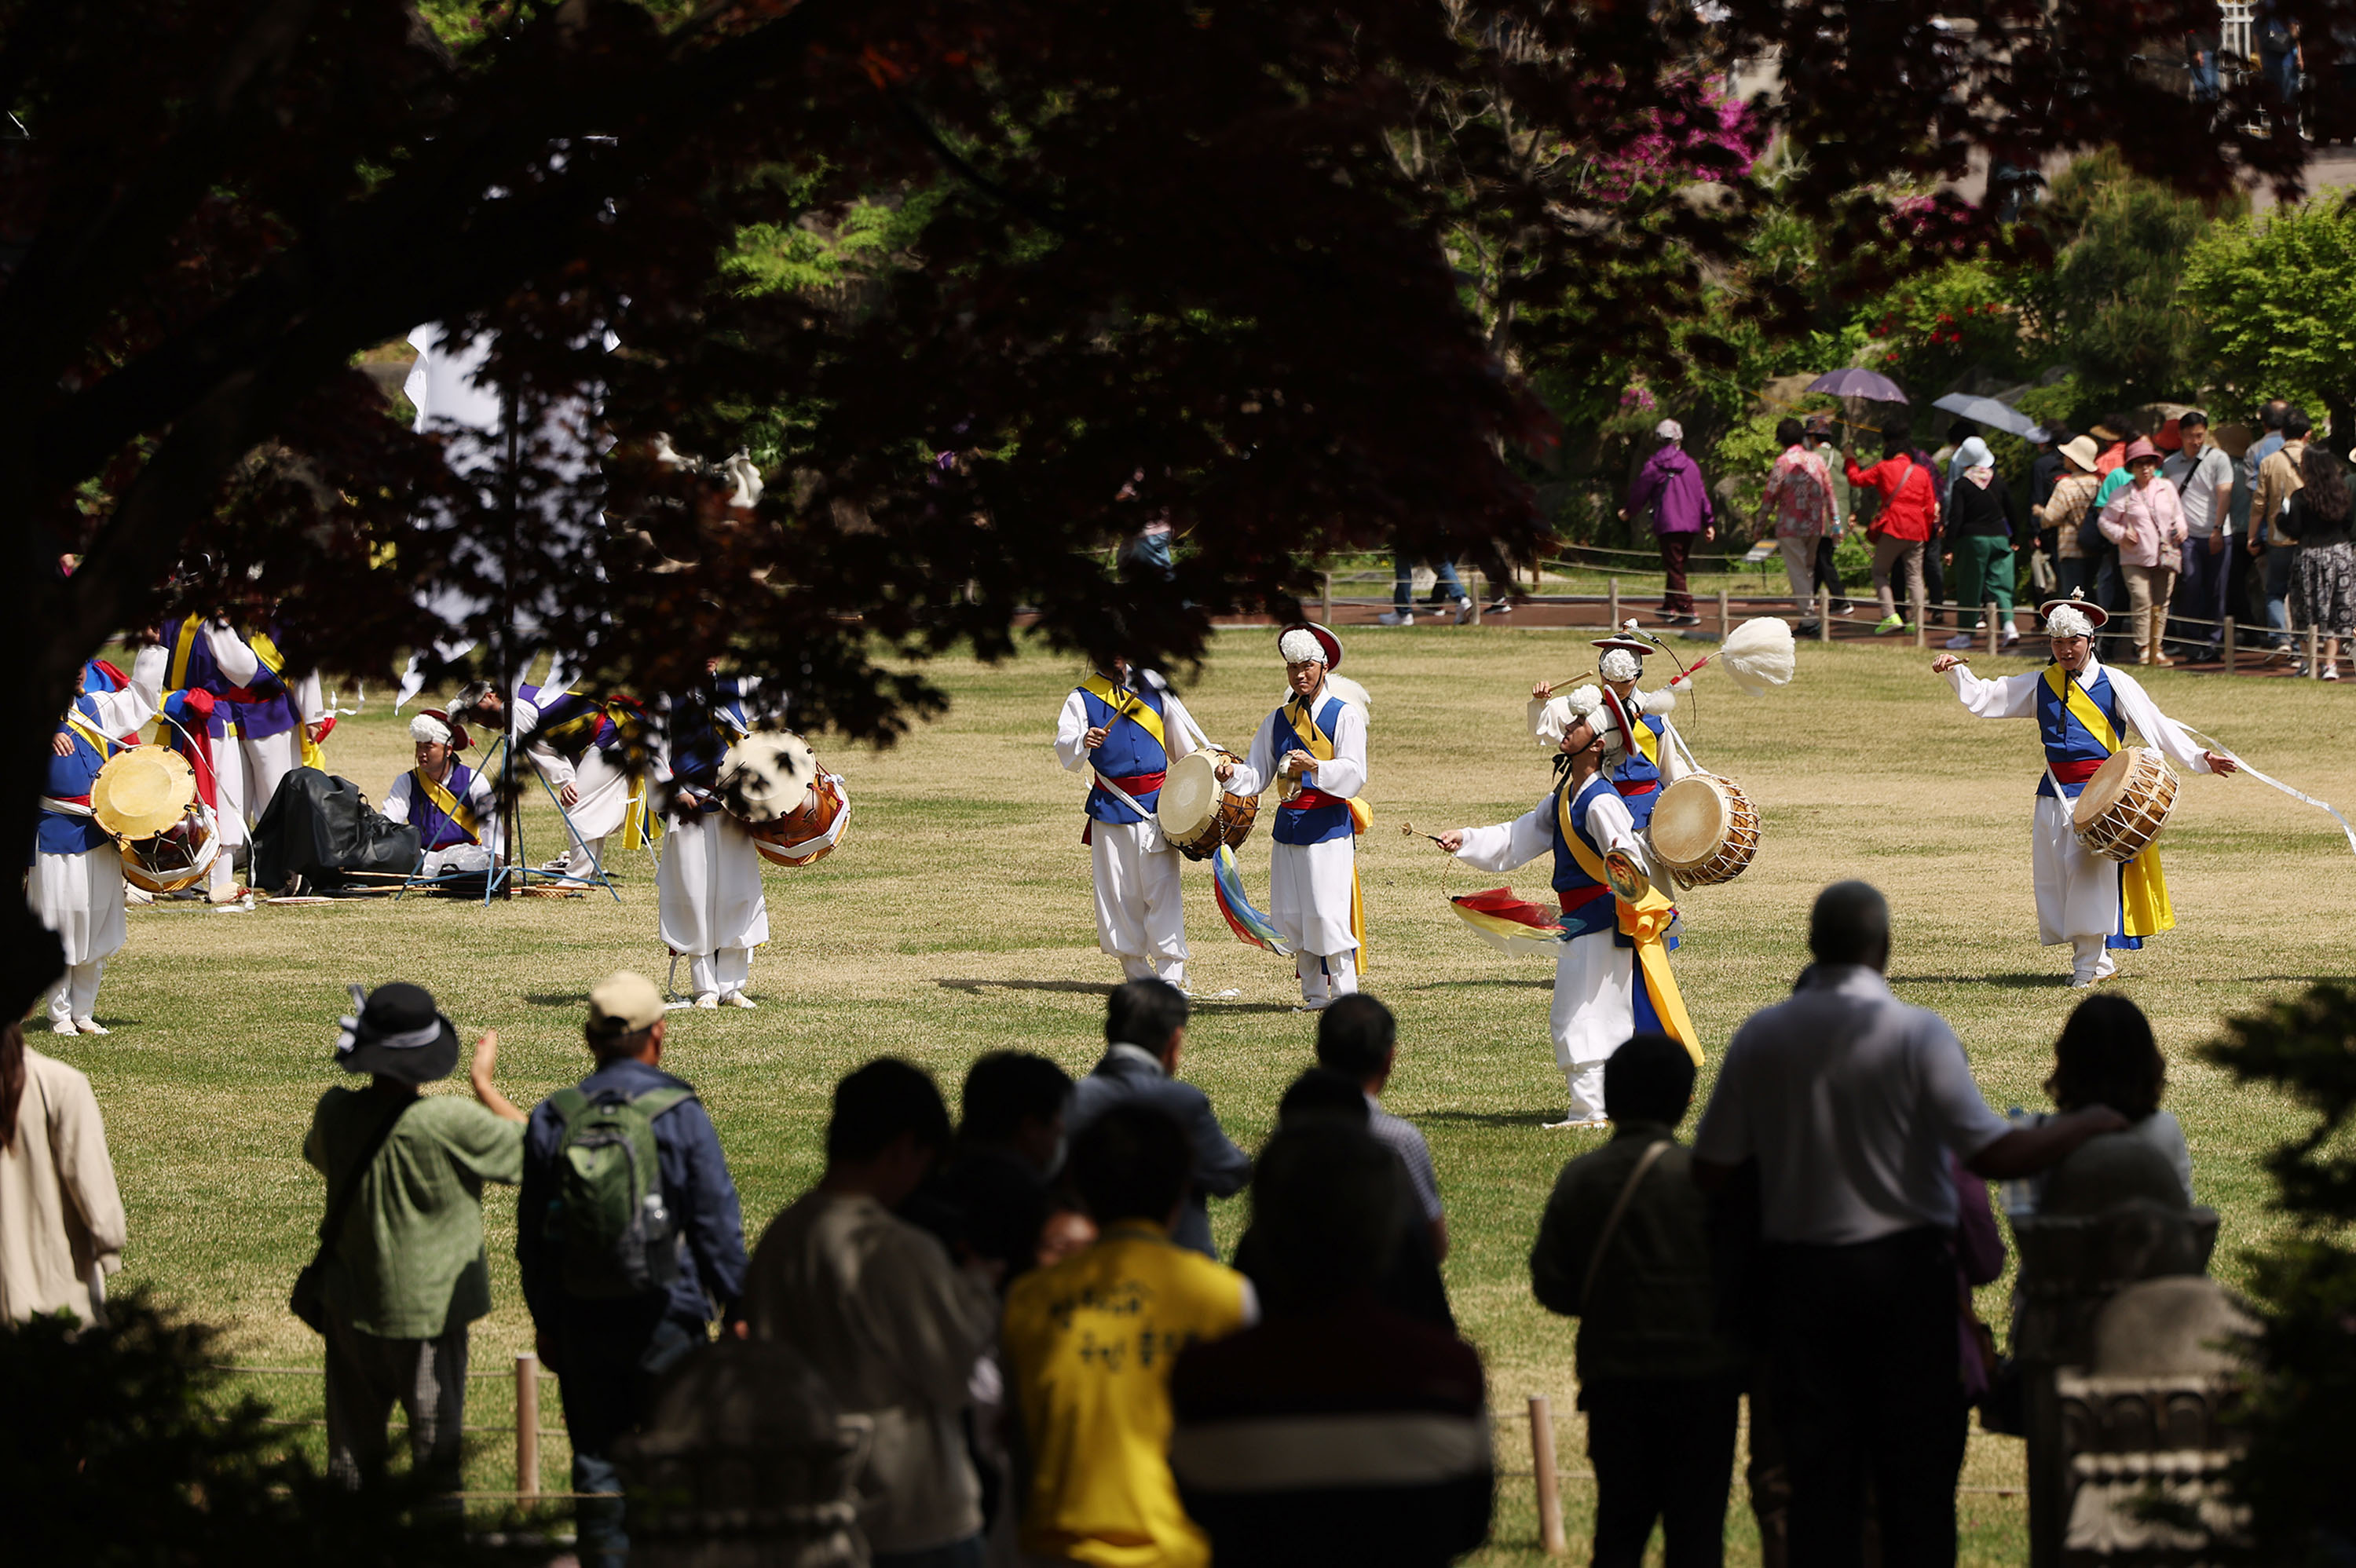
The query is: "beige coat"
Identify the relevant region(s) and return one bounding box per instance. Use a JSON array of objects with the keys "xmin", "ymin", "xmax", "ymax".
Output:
[
  {"xmin": 2251, "ymin": 439, "xmax": 2307, "ymax": 548},
  {"xmin": 1, "ymin": 1047, "xmax": 126, "ymax": 1324}
]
